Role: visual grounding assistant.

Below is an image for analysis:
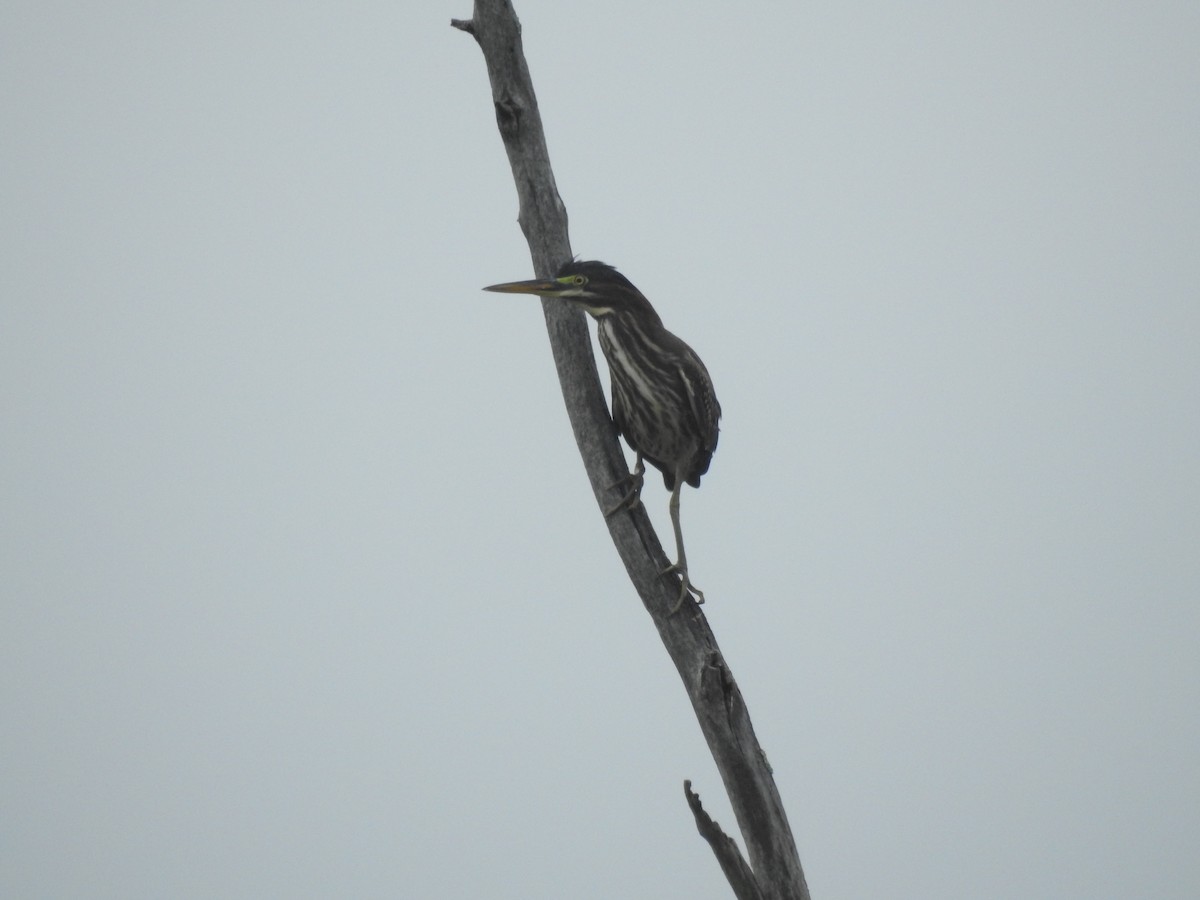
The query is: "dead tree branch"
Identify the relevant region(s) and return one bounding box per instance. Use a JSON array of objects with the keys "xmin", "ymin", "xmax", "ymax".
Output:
[{"xmin": 453, "ymin": 4, "xmax": 809, "ymax": 898}]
